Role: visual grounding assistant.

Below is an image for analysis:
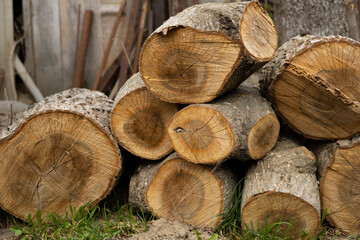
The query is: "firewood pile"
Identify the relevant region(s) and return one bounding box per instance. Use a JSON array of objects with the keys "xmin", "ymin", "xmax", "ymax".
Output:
[{"xmin": 1, "ymin": 1, "xmax": 360, "ymax": 238}]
